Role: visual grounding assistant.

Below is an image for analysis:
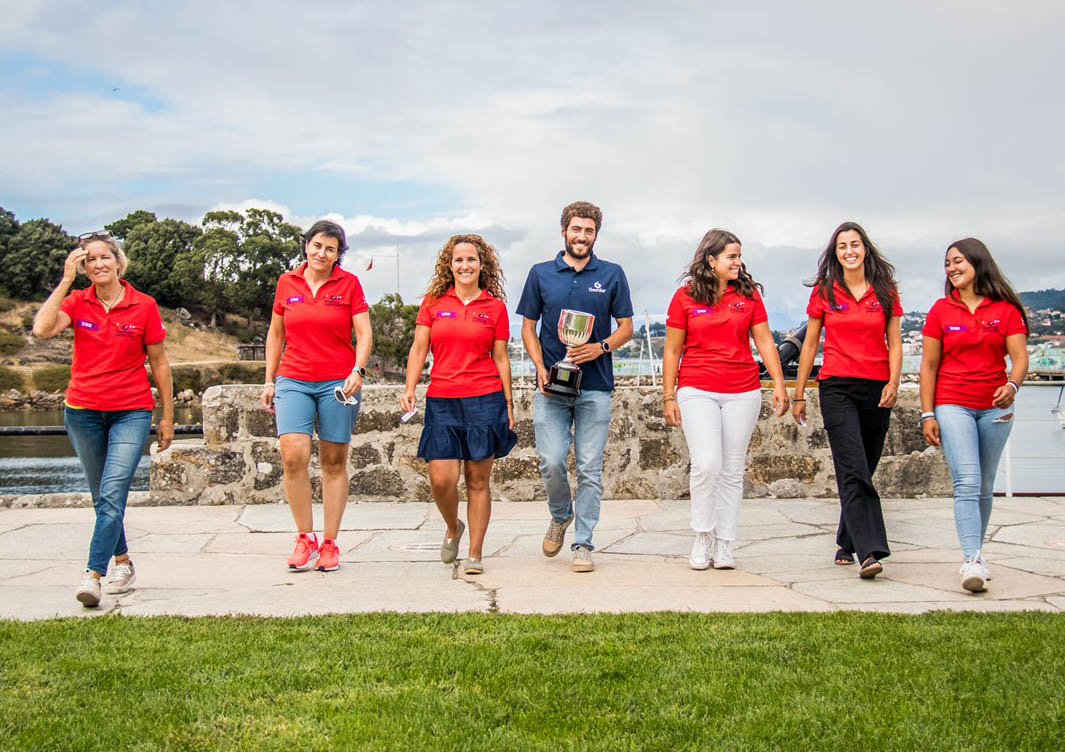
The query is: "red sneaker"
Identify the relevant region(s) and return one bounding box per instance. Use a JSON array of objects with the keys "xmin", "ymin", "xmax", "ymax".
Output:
[
  {"xmin": 317, "ymin": 539, "xmax": 340, "ymax": 572},
  {"xmin": 287, "ymin": 533, "xmax": 319, "ymax": 570}
]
